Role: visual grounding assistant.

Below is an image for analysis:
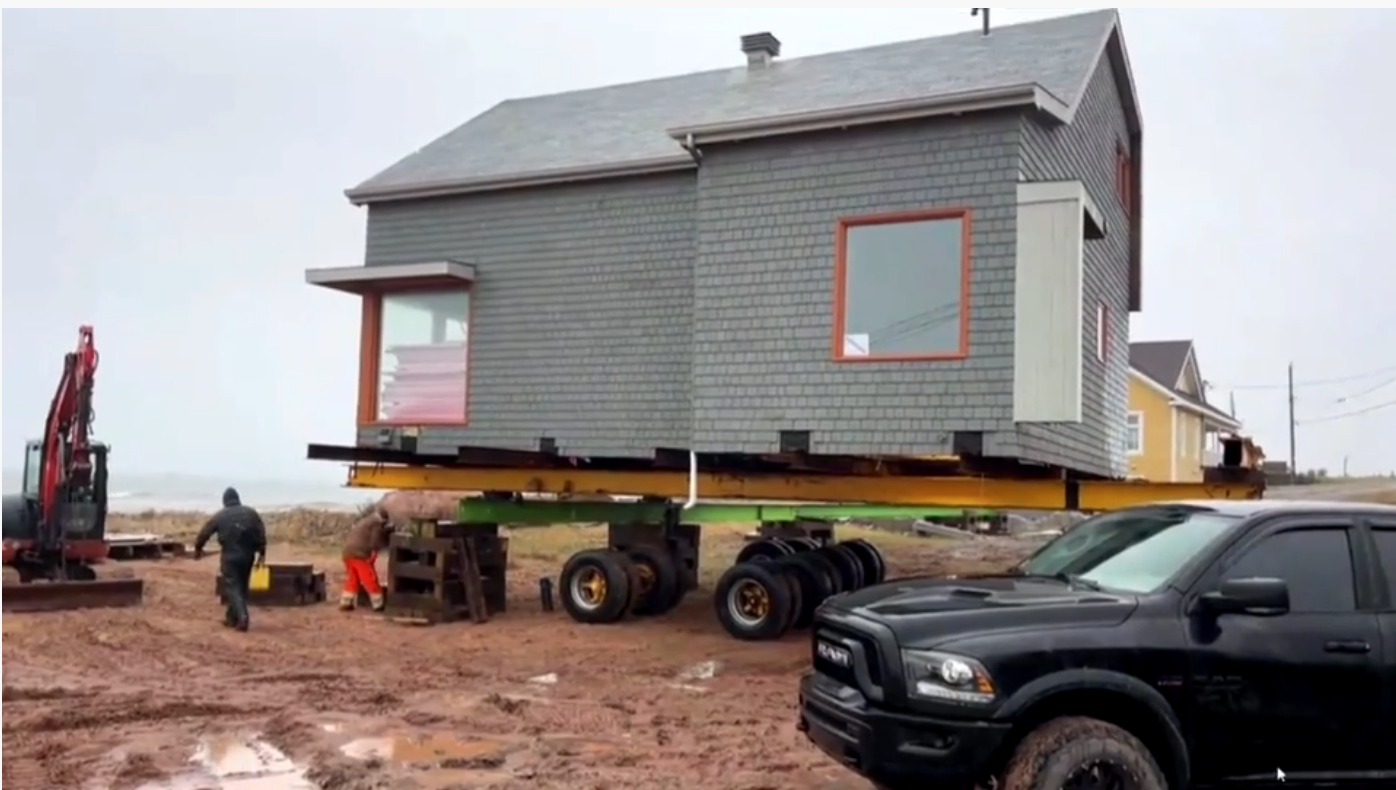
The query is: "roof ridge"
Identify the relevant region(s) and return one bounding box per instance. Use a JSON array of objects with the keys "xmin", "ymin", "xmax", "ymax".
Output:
[{"xmin": 501, "ymin": 10, "xmax": 1119, "ymax": 106}]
